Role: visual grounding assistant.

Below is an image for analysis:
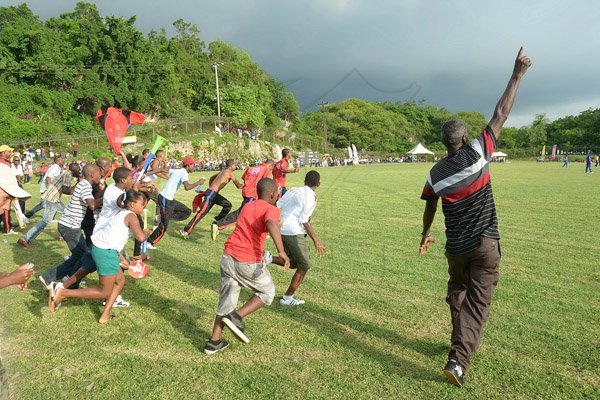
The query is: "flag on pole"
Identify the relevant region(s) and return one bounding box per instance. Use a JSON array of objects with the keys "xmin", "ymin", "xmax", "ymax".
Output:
[
  {"xmin": 96, "ymin": 107, "xmax": 145, "ymax": 155},
  {"xmin": 138, "ymin": 135, "xmax": 167, "ymax": 182},
  {"xmin": 551, "ymin": 144, "xmax": 557, "ymax": 161}
]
